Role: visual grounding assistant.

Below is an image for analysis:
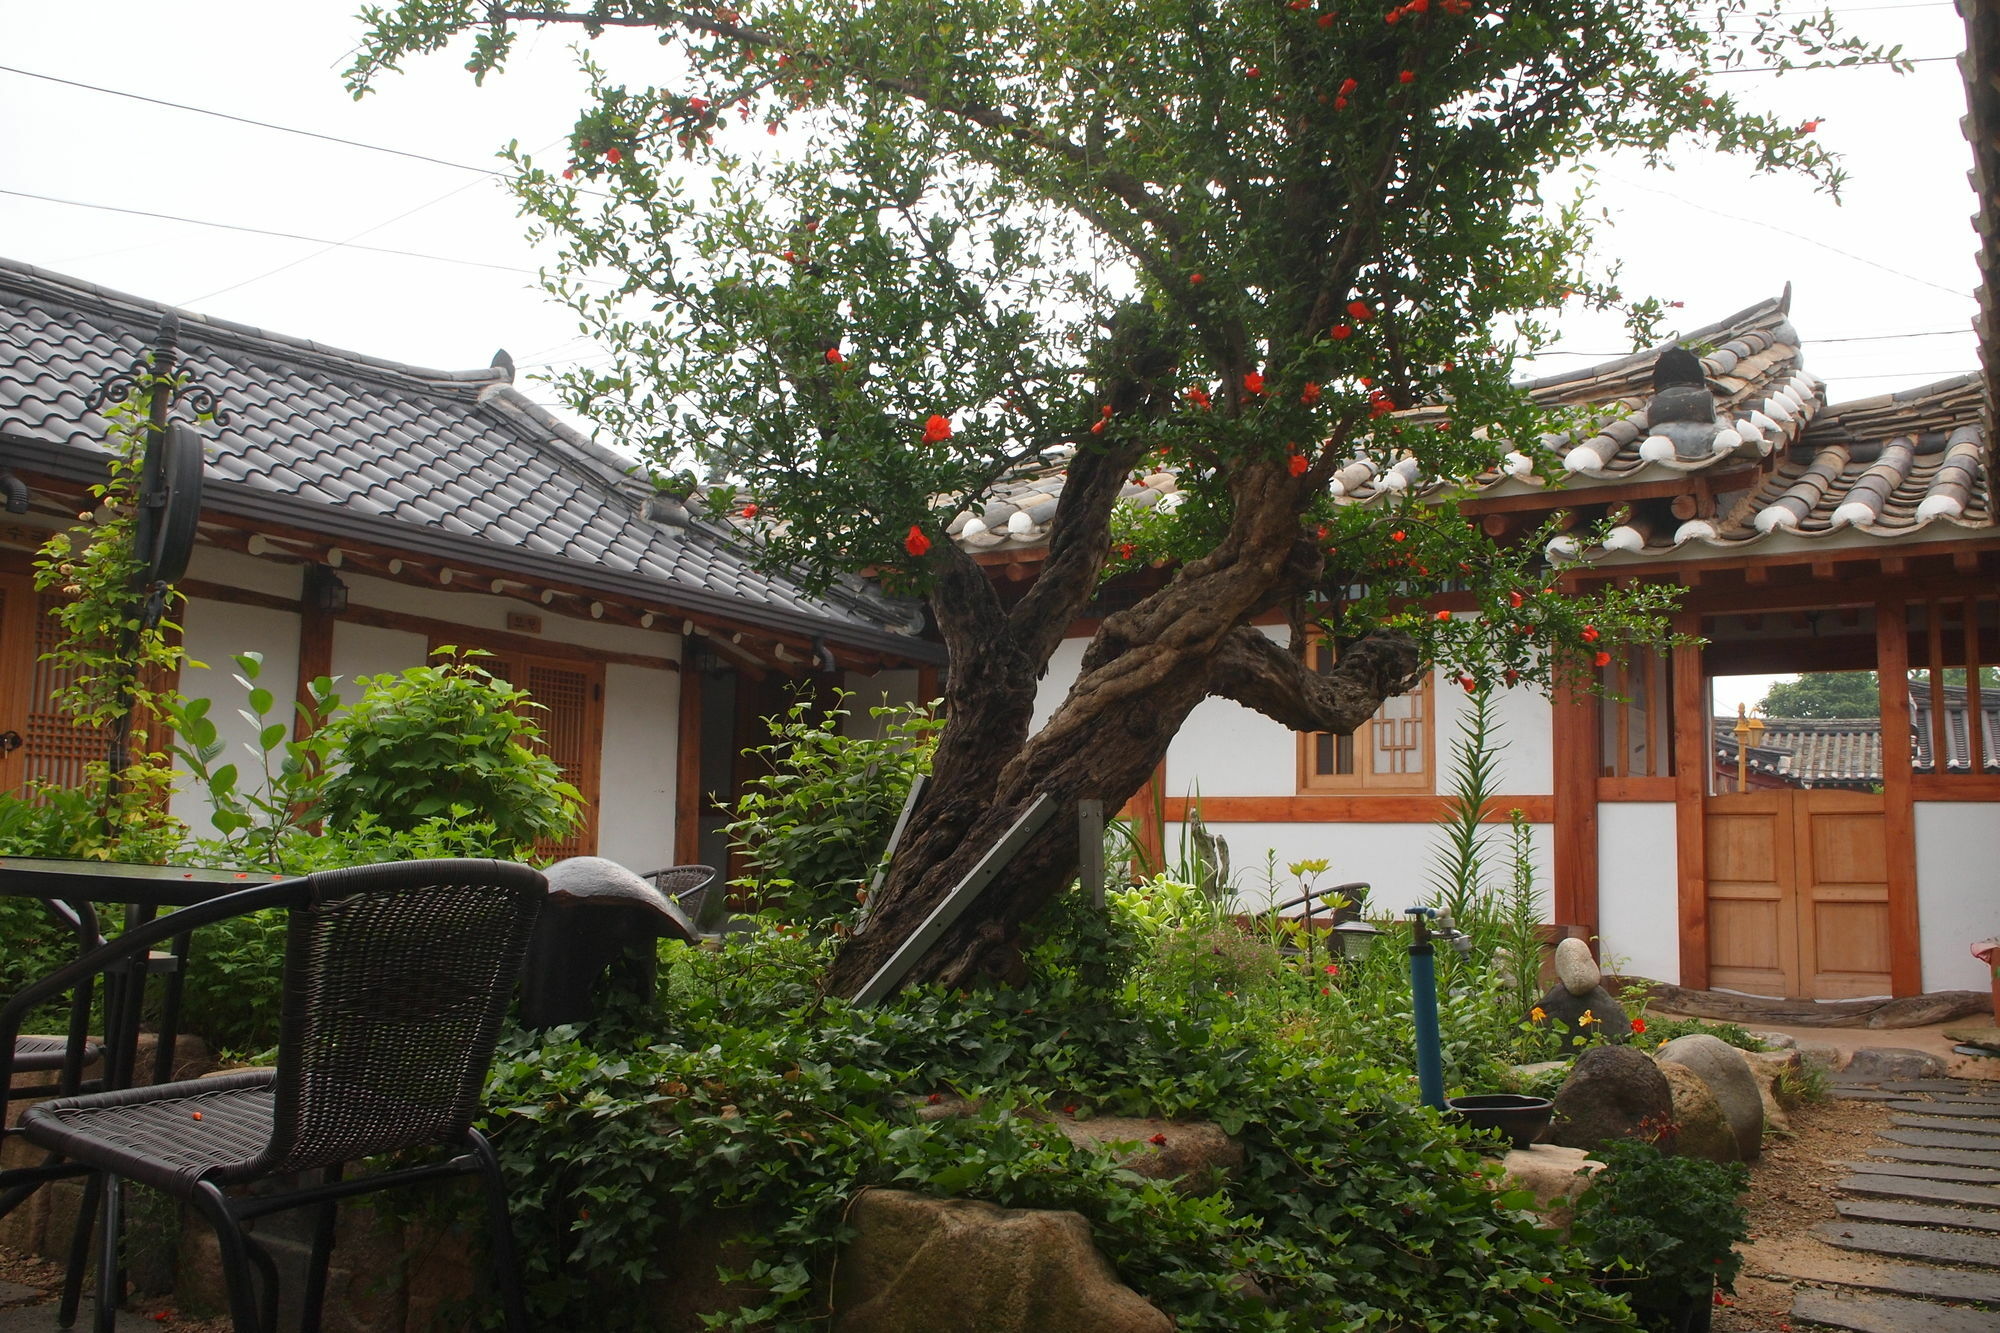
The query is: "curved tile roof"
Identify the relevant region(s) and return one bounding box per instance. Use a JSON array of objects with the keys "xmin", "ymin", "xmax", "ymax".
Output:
[
  {"xmin": 0, "ymin": 257, "xmax": 931, "ymax": 654},
  {"xmin": 950, "ymin": 295, "xmax": 1991, "ymax": 565}
]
